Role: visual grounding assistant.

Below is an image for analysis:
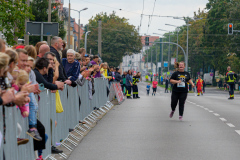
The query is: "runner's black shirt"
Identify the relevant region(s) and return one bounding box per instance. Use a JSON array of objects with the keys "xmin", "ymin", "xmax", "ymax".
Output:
[{"xmin": 170, "ymin": 71, "xmax": 191, "ymax": 93}]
